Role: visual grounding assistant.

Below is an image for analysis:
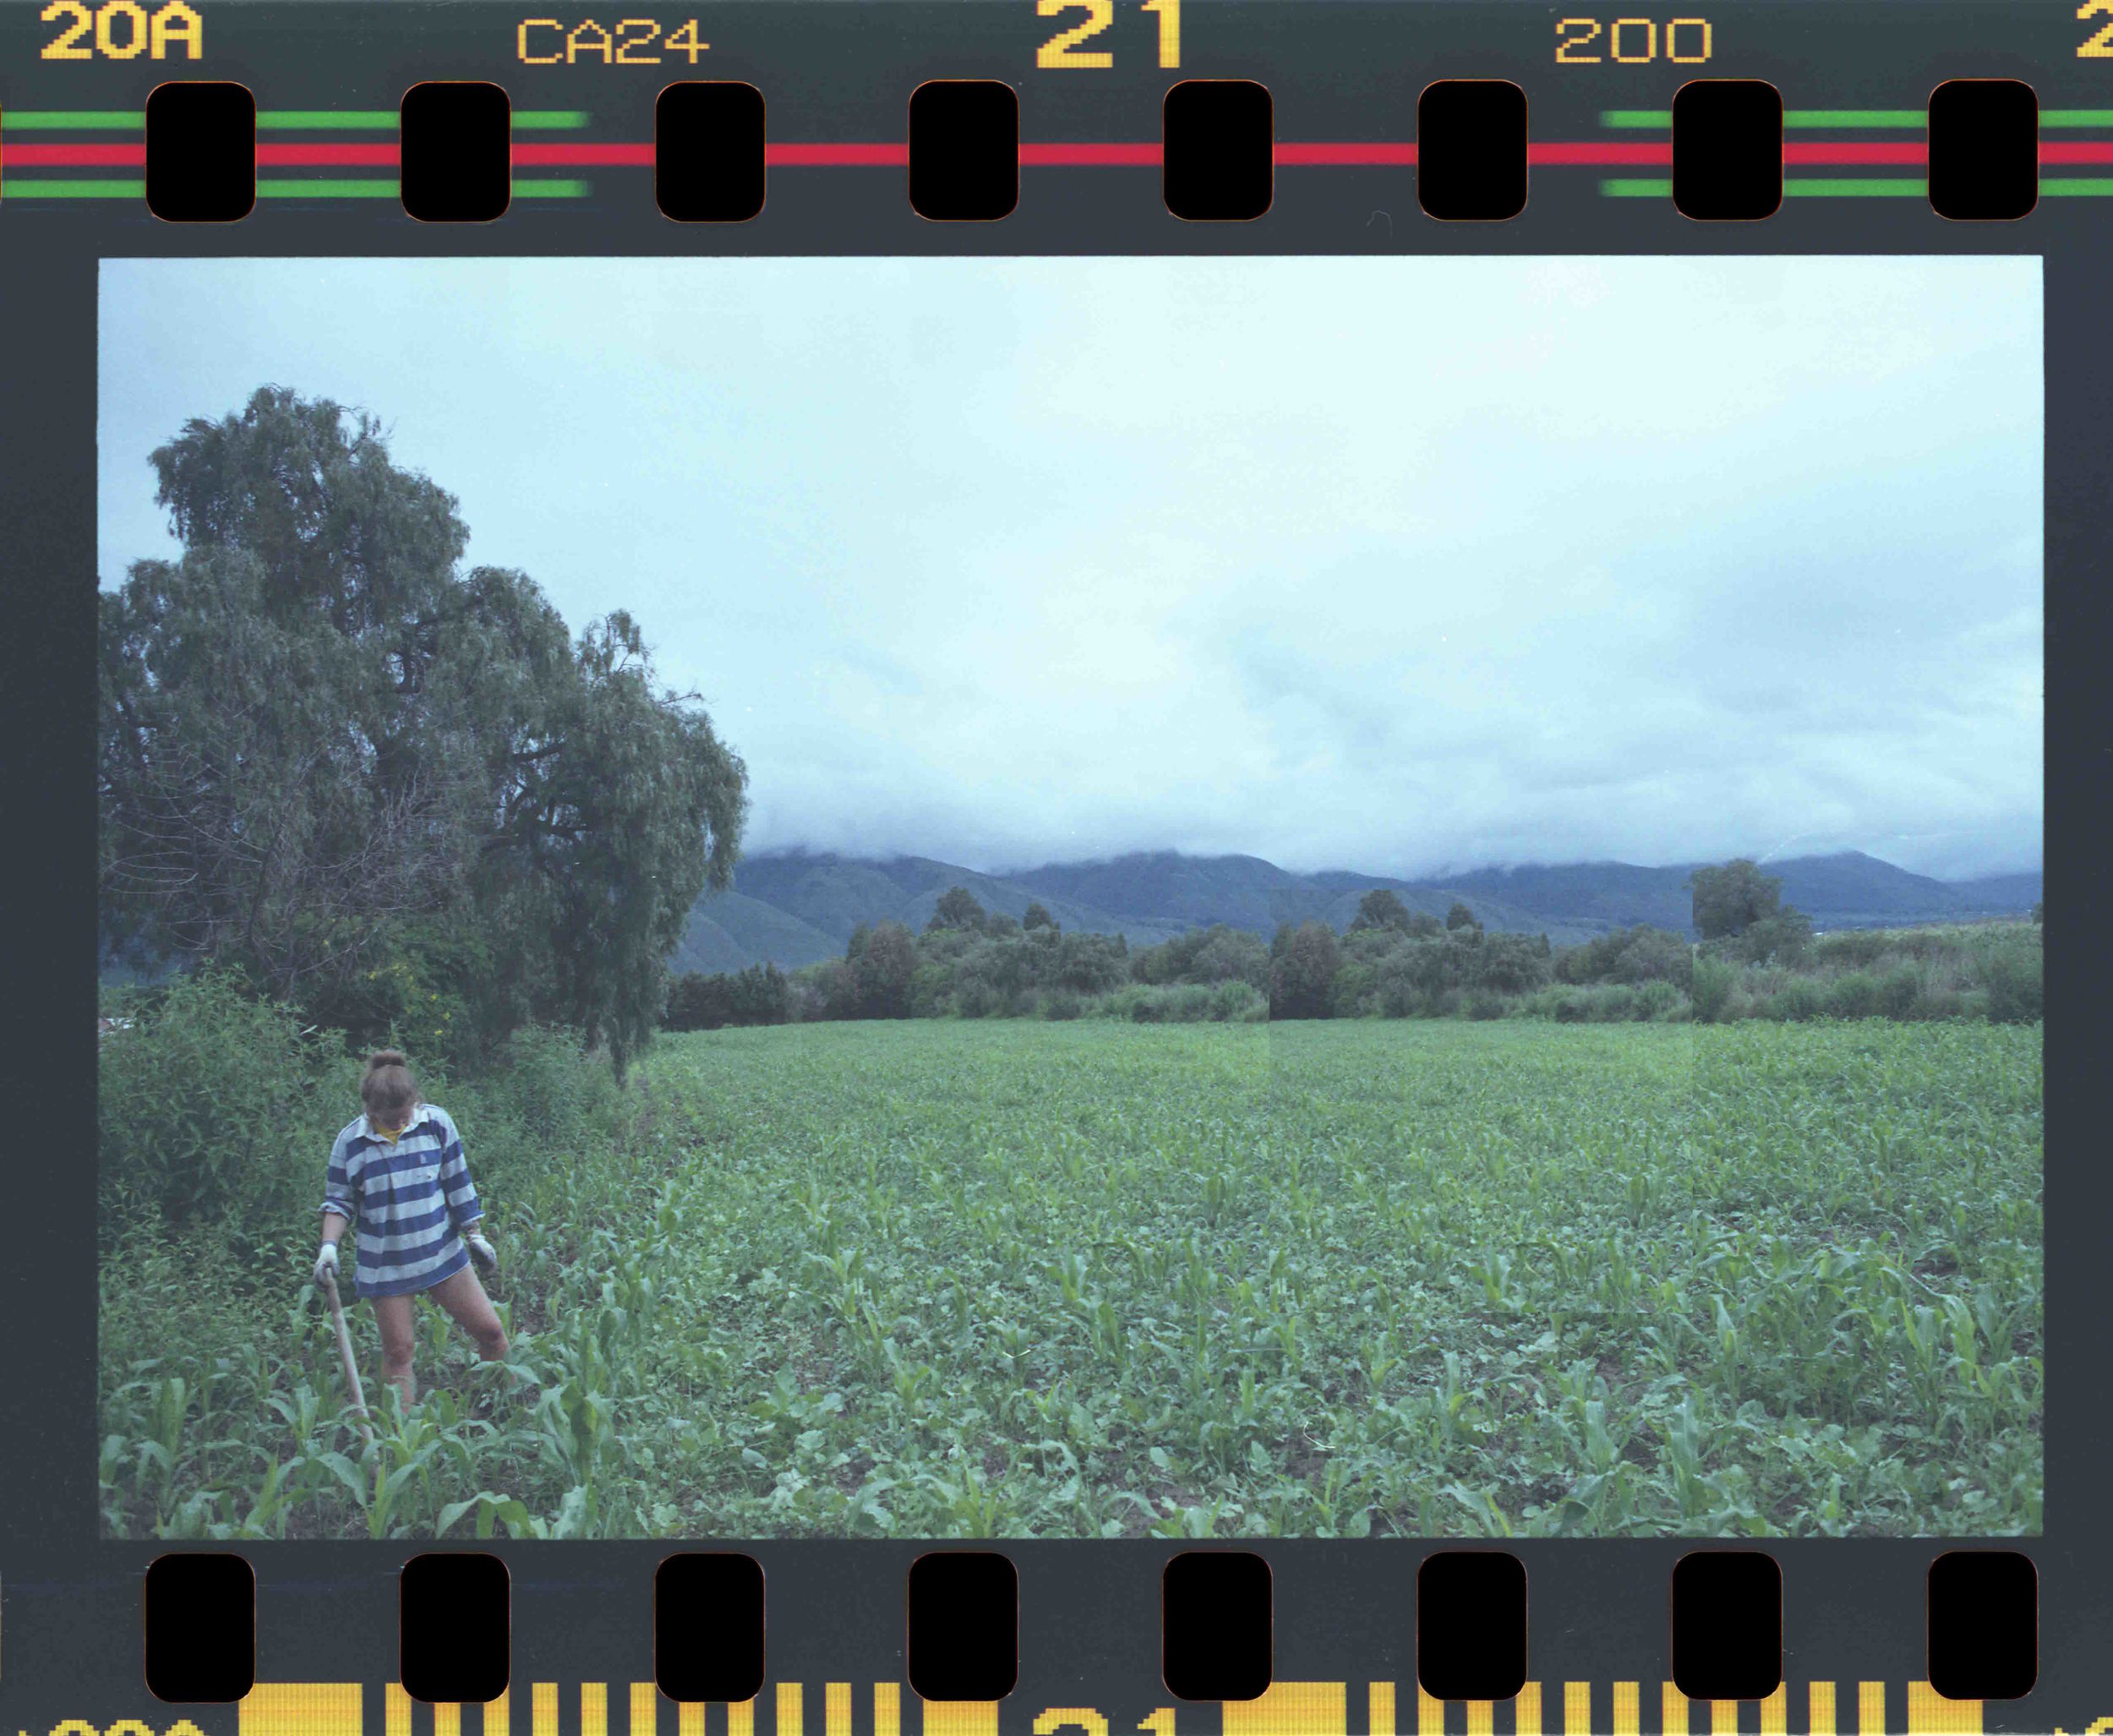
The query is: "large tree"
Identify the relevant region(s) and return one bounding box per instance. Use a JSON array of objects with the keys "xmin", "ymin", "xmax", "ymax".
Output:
[
  {"xmin": 1686, "ymin": 858, "xmax": 1783, "ymax": 940},
  {"xmin": 1269, "ymin": 920, "xmax": 1341, "ymax": 1020},
  {"xmin": 99, "ymin": 388, "xmax": 746, "ymax": 1074},
  {"xmin": 1348, "ymin": 888, "xmax": 1412, "ymax": 933}
]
